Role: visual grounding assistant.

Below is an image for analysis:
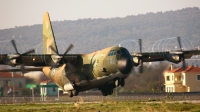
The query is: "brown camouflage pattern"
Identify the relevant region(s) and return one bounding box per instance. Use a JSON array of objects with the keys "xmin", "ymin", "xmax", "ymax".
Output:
[{"xmin": 42, "ymin": 12, "xmax": 123, "ymax": 90}]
